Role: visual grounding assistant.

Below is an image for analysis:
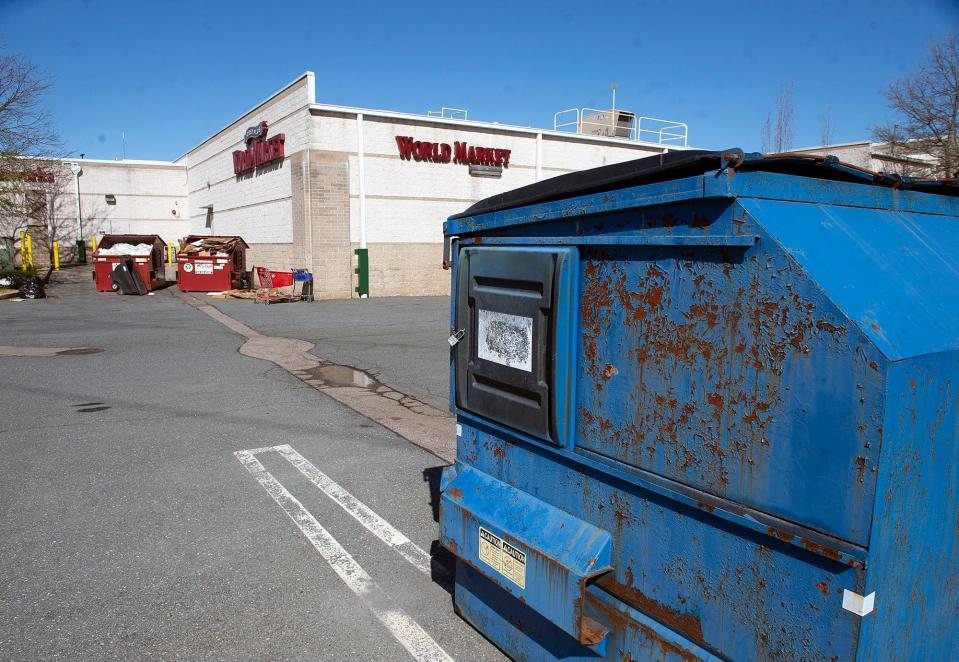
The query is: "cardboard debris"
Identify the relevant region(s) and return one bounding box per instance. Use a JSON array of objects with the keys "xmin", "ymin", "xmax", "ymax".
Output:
[
  {"xmin": 226, "ymin": 289, "xmax": 257, "ymax": 299},
  {"xmin": 179, "ymin": 236, "xmax": 244, "ymax": 256}
]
